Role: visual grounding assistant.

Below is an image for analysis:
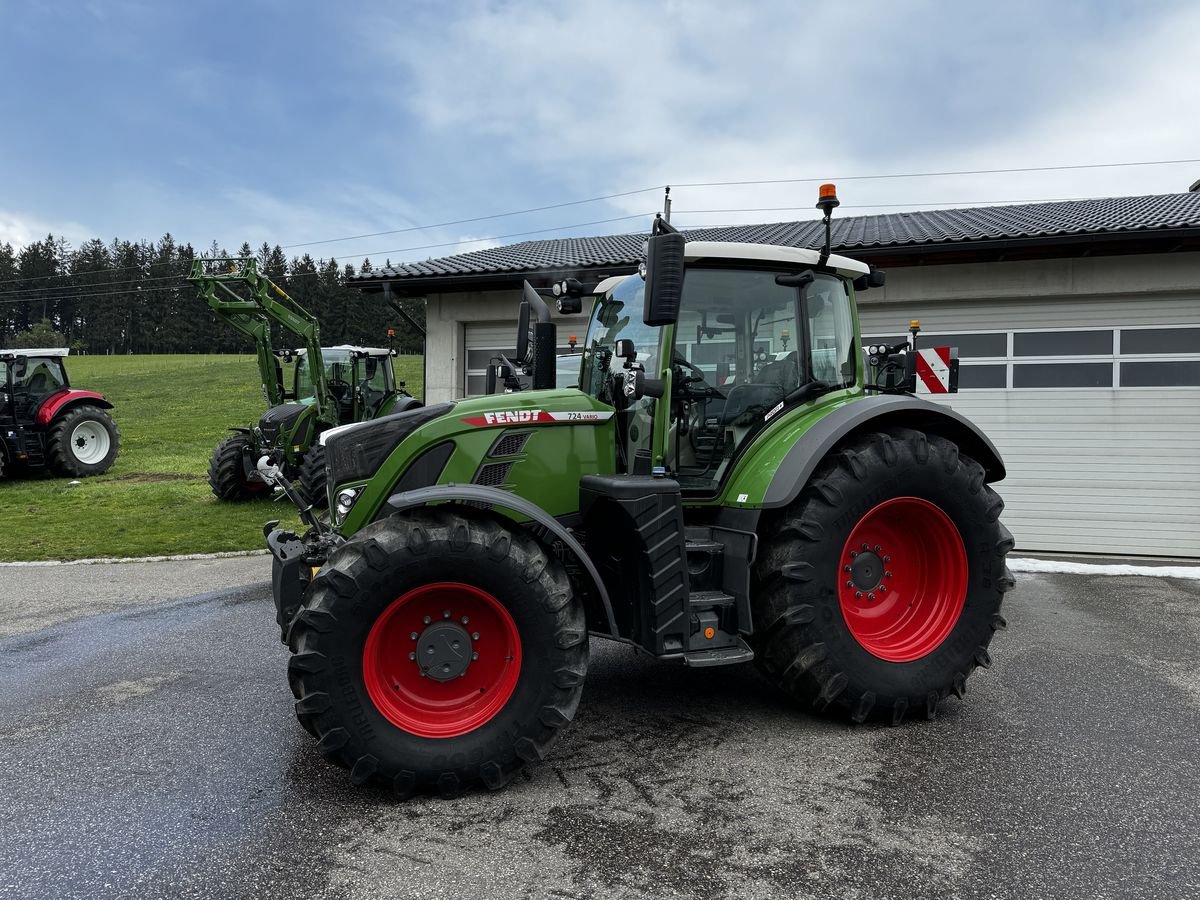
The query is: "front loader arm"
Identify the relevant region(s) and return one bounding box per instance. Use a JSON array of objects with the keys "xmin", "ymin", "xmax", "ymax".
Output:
[{"xmin": 188, "ymin": 258, "xmax": 334, "ymax": 423}]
